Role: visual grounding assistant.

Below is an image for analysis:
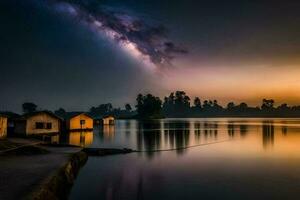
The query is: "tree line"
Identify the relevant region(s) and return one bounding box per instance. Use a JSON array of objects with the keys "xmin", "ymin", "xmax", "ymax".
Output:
[
  {"xmin": 136, "ymin": 91, "xmax": 300, "ymax": 118},
  {"xmin": 11, "ymin": 91, "xmax": 300, "ymax": 119}
]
